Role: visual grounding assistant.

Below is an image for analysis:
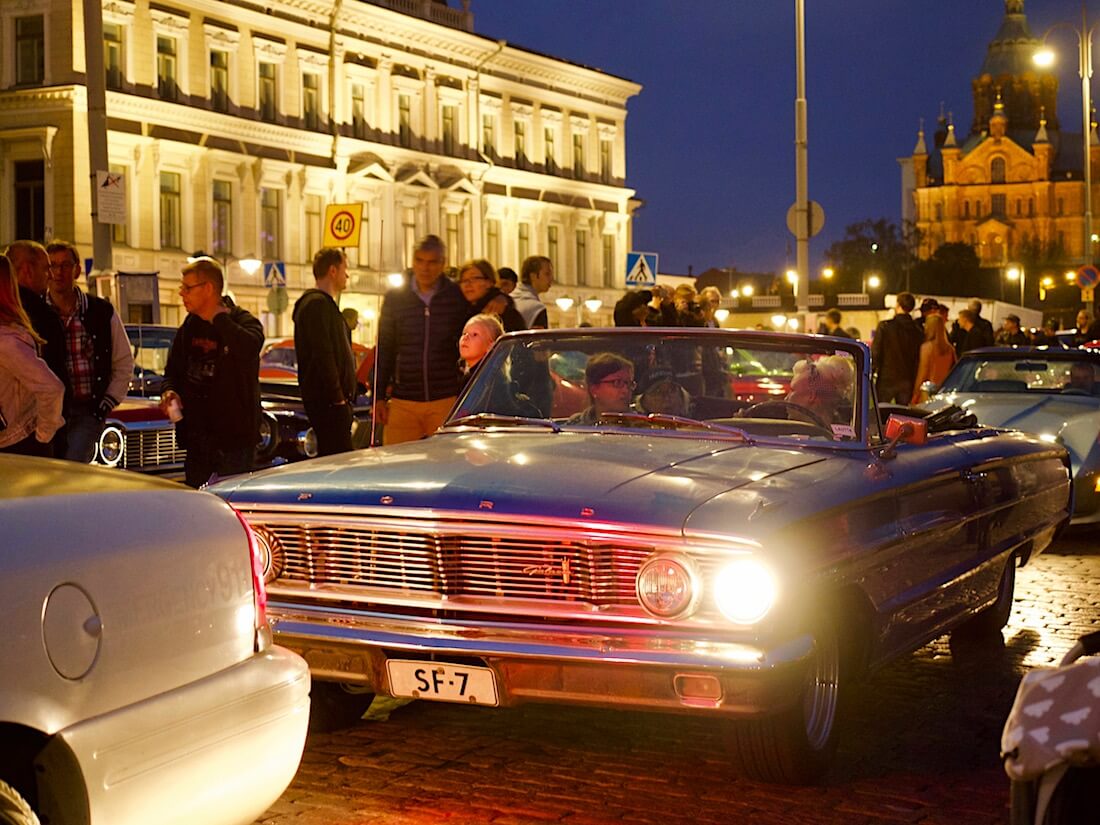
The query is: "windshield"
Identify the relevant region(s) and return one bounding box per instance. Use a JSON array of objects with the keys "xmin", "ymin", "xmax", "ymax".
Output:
[
  {"xmin": 451, "ymin": 331, "xmax": 865, "ymax": 442},
  {"xmin": 939, "ymin": 356, "xmax": 1100, "ymax": 396}
]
